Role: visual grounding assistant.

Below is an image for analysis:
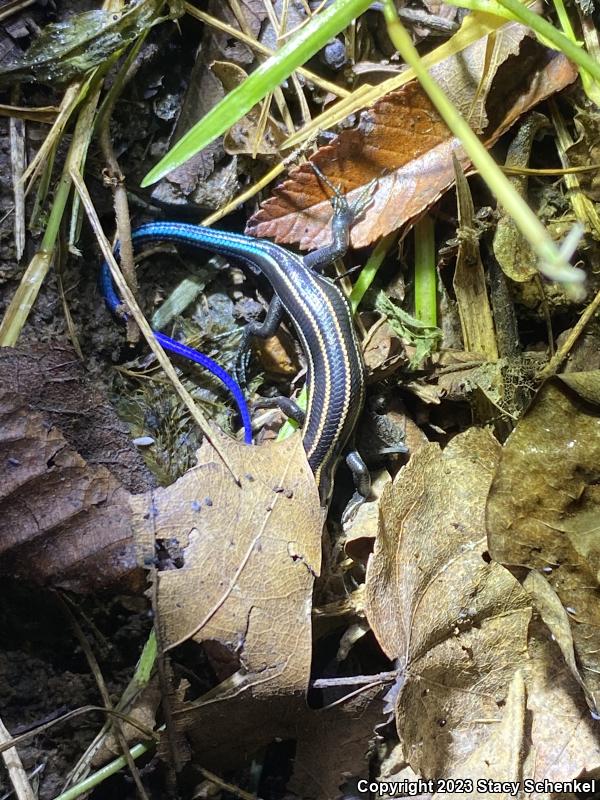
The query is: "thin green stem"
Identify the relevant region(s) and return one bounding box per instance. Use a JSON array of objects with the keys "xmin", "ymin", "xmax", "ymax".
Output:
[
  {"xmin": 350, "ymin": 232, "xmax": 397, "ymax": 313},
  {"xmin": 414, "ymin": 215, "xmax": 437, "ymax": 327},
  {"xmin": 53, "ymin": 740, "xmax": 155, "ymax": 800}
]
